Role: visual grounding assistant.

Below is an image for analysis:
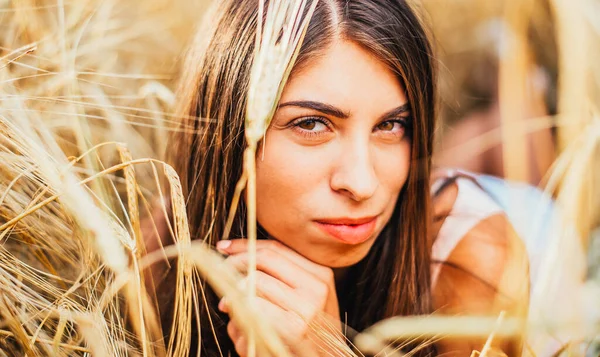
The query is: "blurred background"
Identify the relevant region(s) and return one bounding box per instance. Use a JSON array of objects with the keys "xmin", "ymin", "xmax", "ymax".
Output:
[
  {"xmin": 428, "ymin": 1, "xmax": 558, "ymax": 186},
  {"xmin": 0, "ymin": 0, "xmax": 598, "ymax": 356}
]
